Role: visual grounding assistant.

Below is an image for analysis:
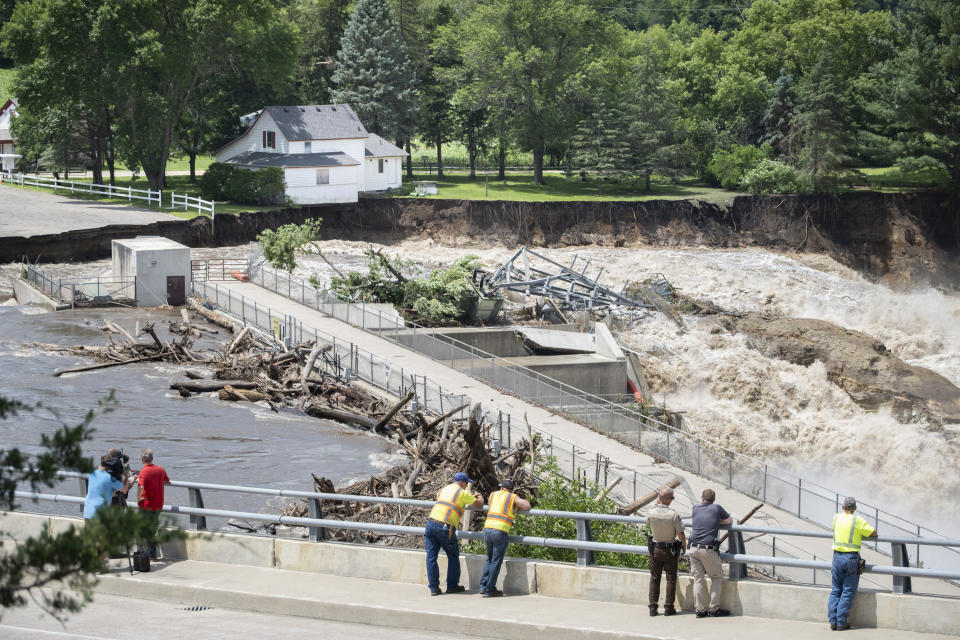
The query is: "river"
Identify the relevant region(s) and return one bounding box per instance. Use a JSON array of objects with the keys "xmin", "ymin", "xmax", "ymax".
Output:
[{"xmin": 0, "ymin": 301, "xmax": 404, "ymax": 531}]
